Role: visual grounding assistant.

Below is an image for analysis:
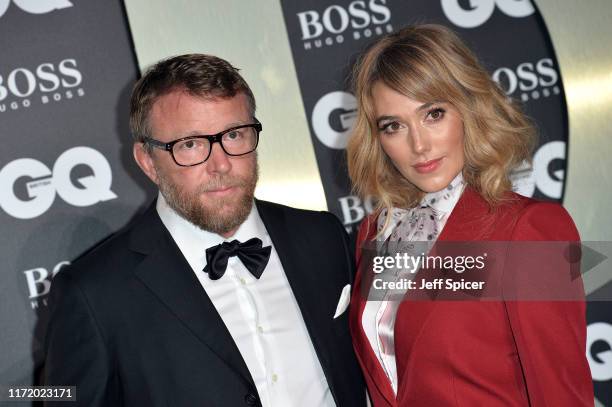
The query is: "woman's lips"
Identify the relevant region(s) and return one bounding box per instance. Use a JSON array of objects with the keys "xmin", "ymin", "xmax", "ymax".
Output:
[{"xmin": 412, "ymin": 157, "xmax": 443, "ymax": 174}]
